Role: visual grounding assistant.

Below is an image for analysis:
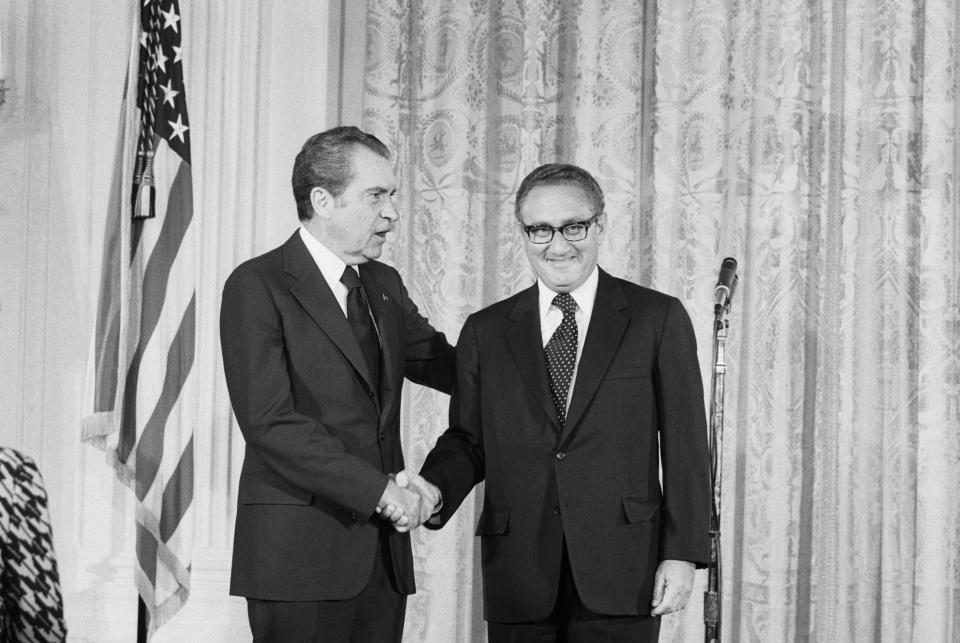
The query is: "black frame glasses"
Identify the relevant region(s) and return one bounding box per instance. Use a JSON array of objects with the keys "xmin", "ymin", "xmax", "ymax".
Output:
[{"xmin": 521, "ymin": 214, "xmax": 601, "ymax": 244}]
